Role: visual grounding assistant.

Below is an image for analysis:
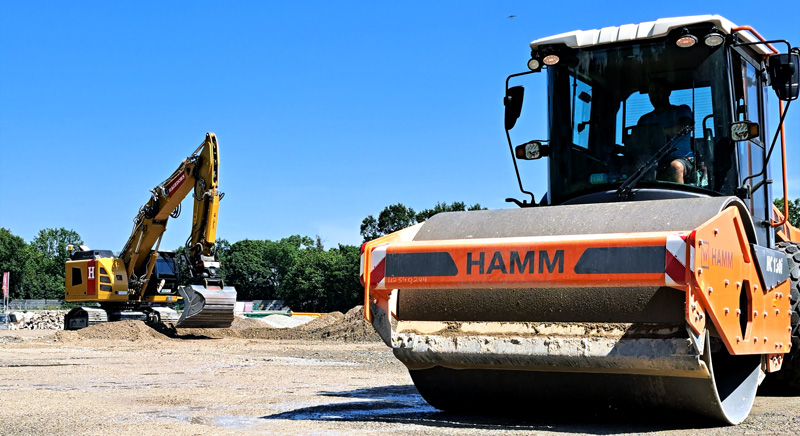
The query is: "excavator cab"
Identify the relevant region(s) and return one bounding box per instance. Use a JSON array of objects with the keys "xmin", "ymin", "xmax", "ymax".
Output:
[{"xmin": 363, "ymin": 16, "xmax": 799, "ymax": 424}]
